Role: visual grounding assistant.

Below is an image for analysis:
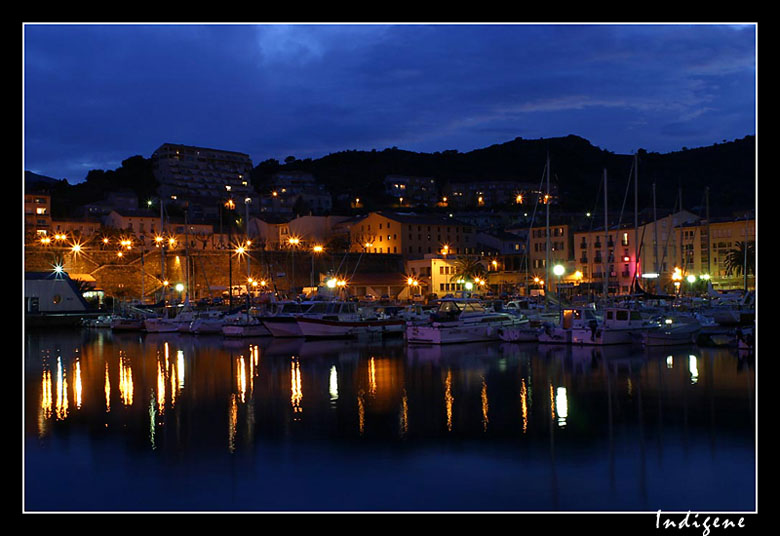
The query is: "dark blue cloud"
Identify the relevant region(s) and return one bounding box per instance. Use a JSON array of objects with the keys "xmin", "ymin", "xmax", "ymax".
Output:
[{"xmin": 23, "ymin": 23, "xmax": 756, "ymax": 183}]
